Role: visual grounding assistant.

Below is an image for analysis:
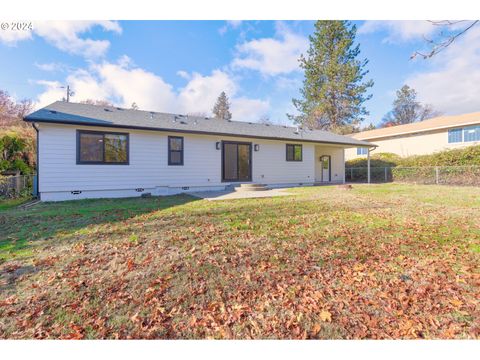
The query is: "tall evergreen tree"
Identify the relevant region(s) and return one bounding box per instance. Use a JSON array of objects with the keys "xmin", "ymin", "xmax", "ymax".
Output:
[
  {"xmin": 380, "ymin": 85, "xmax": 441, "ymax": 127},
  {"xmin": 289, "ymin": 21, "xmax": 373, "ymax": 133},
  {"xmin": 212, "ymin": 91, "xmax": 232, "ymax": 120}
]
